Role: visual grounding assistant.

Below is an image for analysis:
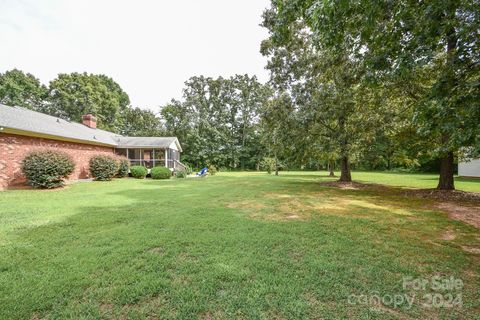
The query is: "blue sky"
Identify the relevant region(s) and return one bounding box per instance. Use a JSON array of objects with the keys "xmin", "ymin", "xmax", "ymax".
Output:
[{"xmin": 0, "ymin": 0, "xmax": 270, "ymax": 110}]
